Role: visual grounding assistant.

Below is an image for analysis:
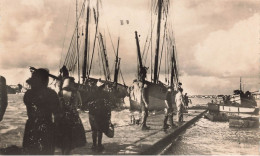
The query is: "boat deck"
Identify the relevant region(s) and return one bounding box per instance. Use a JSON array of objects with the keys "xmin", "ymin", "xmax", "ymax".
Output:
[{"xmin": 56, "ymin": 109, "xmax": 207, "ymax": 155}]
